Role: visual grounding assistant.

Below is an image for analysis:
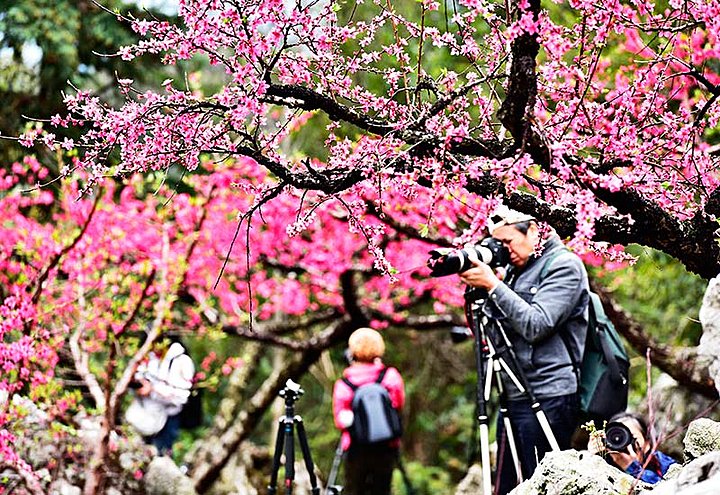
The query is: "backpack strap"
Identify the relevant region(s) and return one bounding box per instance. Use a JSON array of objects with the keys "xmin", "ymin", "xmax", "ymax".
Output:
[
  {"xmin": 539, "ymin": 246, "xmax": 570, "ymax": 279},
  {"xmin": 589, "ymin": 293, "xmax": 626, "ymax": 384},
  {"xmin": 342, "ymin": 366, "xmax": 389, "ymax": 391},
  {"xmin": 375, "ymin": 367, "xmax": 389, "ymax": 384},
  {"xmin": 341, "ymin": 376, "xmax": 358, "ymax": 391},
  {"xmin": 538, "ymin": 247, "xmax": 582, "ymax": 377}
]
